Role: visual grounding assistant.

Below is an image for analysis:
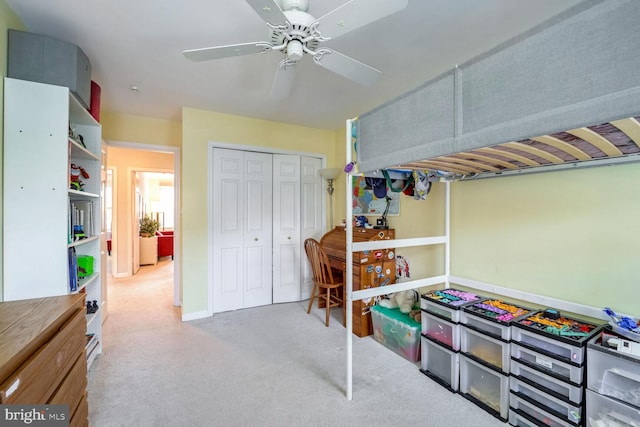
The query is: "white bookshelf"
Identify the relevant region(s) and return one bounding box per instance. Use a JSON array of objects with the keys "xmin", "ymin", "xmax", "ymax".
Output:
[{"xmin": 3, "ymin": 77, "xmax": 103, "ymax": 366}]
